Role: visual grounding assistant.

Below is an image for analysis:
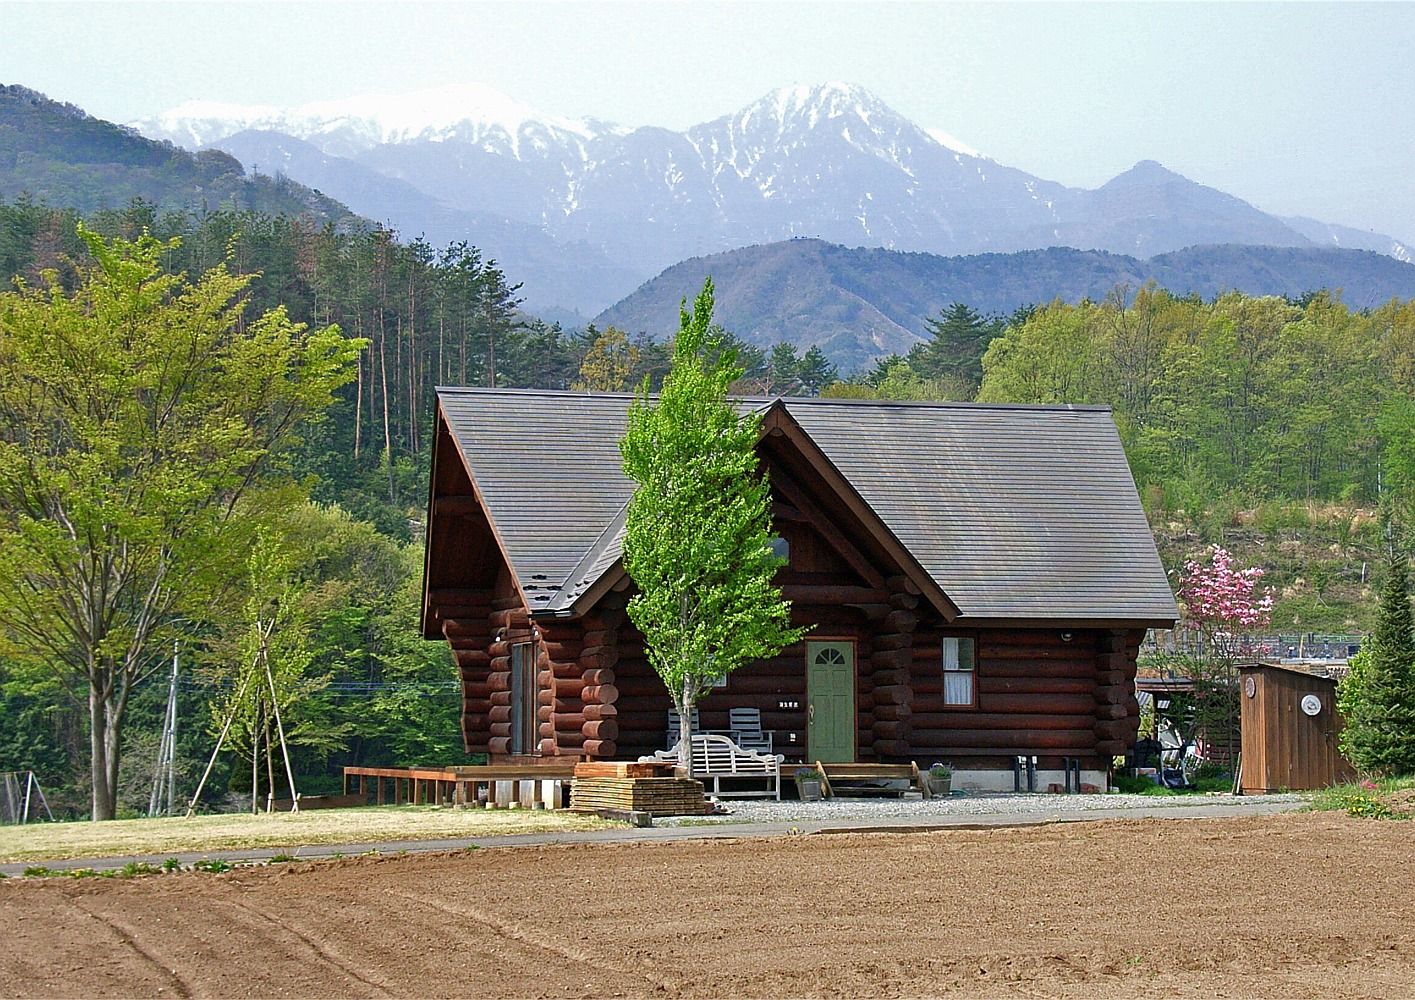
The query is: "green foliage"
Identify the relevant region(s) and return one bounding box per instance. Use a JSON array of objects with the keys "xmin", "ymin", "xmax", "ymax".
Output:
[
  {"xmin": 620, "ymin": 279, "xmax": 807, "ymax": 763},
  {"xmin": 193, "ymin": 858, "xmax": 232, "ymax": 873},
  {"xmin": 0, "ymin": 225, "xmax": 361, "ymax": 819},
  {"xmin": 1308, "ymin": 778, "xmax": 1415, "ymax": 819},
  {"xmin": 1339, "ymin": 544, "xmax": 1415, "ymax": 775},
  {"xmin": 914, "ymin": 302, "xmax": 1003, "ymax": 392},
  {"xmin": 573, "ymin": 326, "xmax": 640, "ymax": 392}
]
